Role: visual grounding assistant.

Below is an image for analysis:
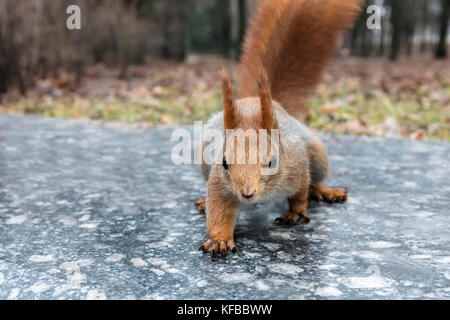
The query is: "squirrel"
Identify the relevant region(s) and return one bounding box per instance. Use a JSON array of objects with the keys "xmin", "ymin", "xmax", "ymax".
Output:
[{"xmin": 195, "ymin": 0, "xmax": 362, "ymax": 255}]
